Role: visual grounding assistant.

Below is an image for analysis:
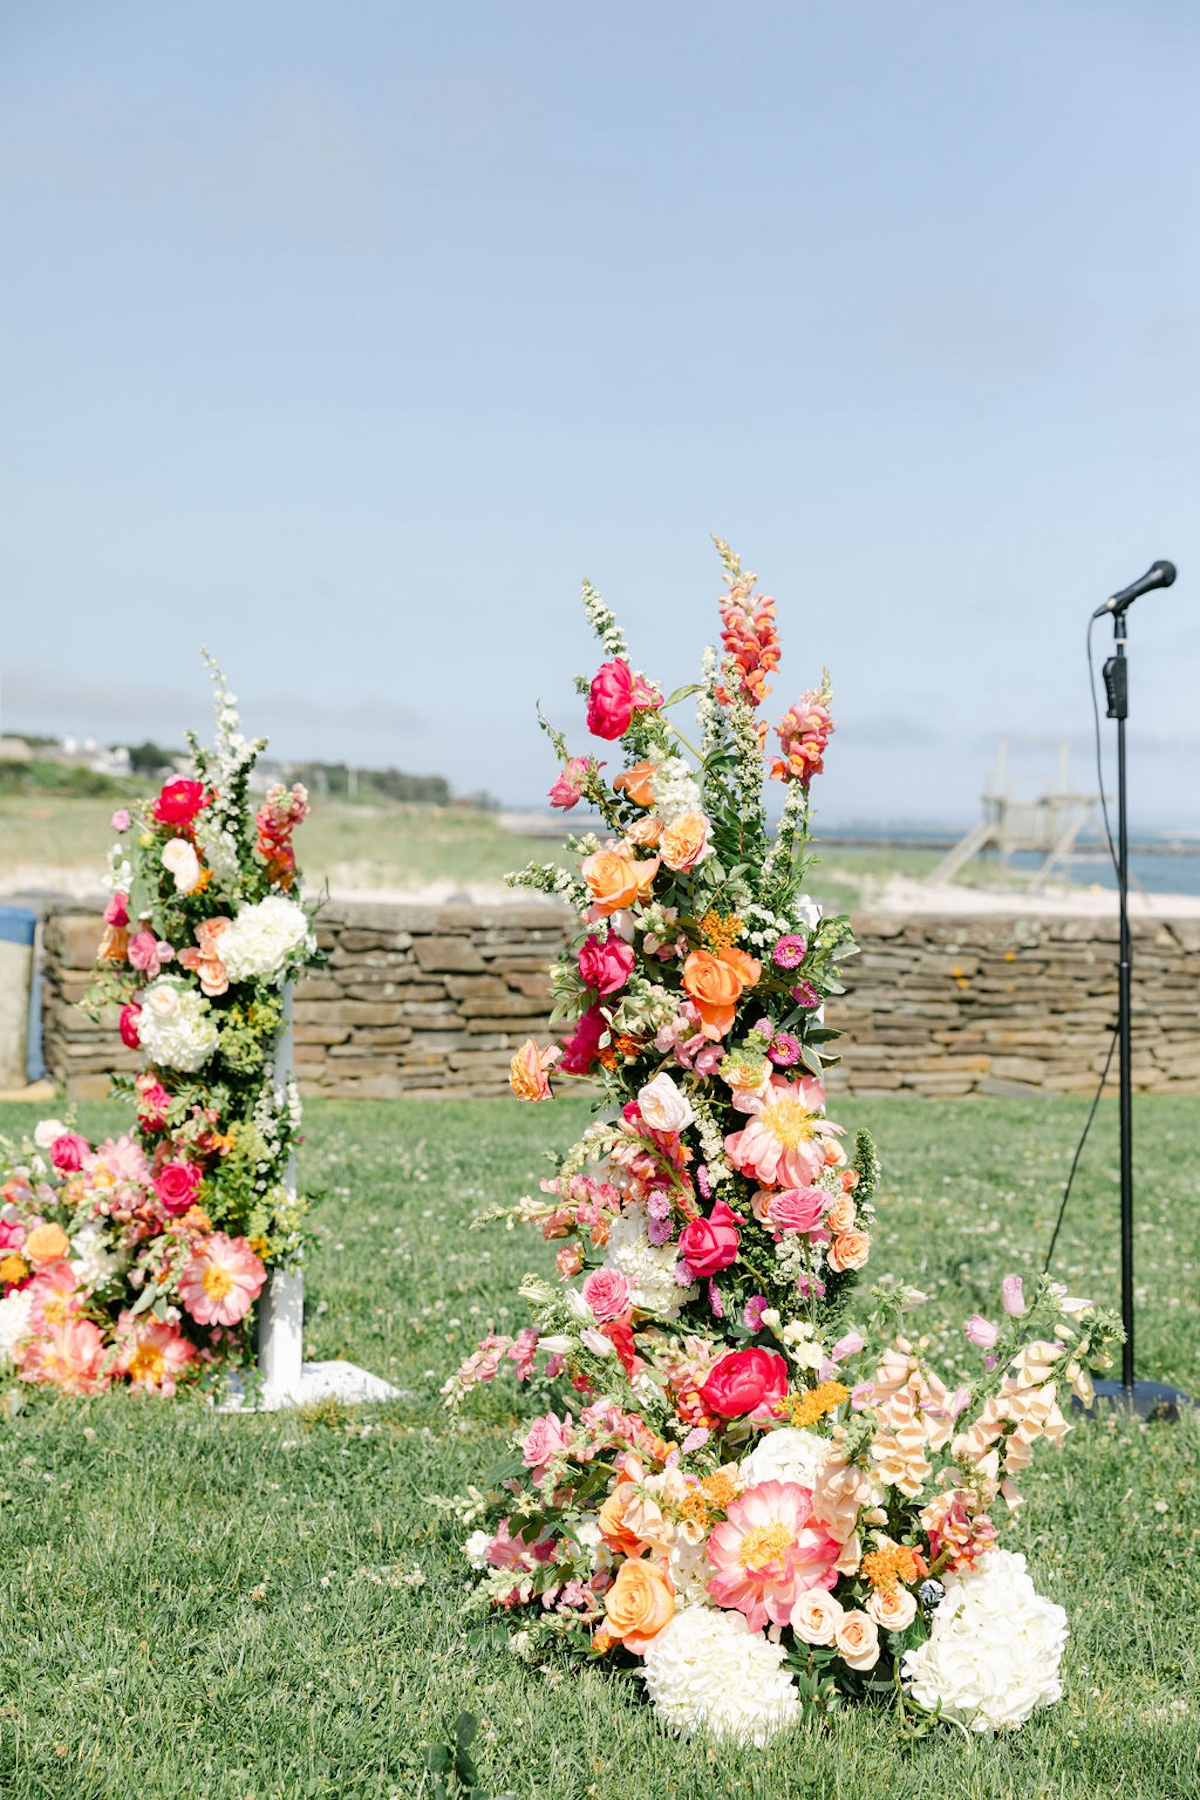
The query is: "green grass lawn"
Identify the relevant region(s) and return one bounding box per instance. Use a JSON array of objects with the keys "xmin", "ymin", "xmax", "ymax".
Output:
[{"xmin": 0, "ymin": 1094, "xmax": 1197, "ymax": 1800}]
